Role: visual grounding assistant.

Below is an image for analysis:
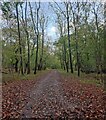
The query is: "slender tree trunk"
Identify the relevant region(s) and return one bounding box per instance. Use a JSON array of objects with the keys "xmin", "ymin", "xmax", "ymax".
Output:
[
  {"xmin": 41, "ymin": 29, "xmax": 44, "ymax": 67},
  {"xmin": 63, "ymin": 39, "xmax": 68, "ymax": 72},
  {"xmin": 39, "ymin": 28, "xmax": 44, "ymax": 70},
  {"xmin": 29, "ymin": 2, "xmax": 40, "ymax": 74},
  {"xmin": 29, "ymin": 2, "xmax": 37, "ymax": 59},
  {"xmin": 62, "ymin": 45, "xmax": 66, "ymax": 70},
  {"xmin": 75, "ymin": 26, "xmax": 80, "ymax": 76},
  {"xmin": 39, "ymin": 14, "xmax": 47, "ymax": 70},
  {"xmin": 66, "ymin": 3, "xmax": 73, "ymax": 73},
  {"xmin": 15, "ymin": 58, "xmax": 18, "ymax": 72},
  {"xmin": 25, "ymin": 2, "xmax": 30, "ymax": 74},
  {"xmin": 34, "ymin": 3, "xmax": 40, "ymax": 74},
  {"xmin": 71, "ymin": 2, "xmax": 80, "ymax": 76},
  {"xmin": 16, "ymin": 3, "xmax": 23, "ymax": 75},
  {"xmin": 20, "ymin": 2, "xmax": 30, "ymax": 74},
  {"xmin": 66, "ymin": 61, "xmax": 69, "ymax": 73},
  {"xmin": 34, "ymin": 31, "xmax": 38, "ymax": 74},
  {"xmin": 14, "ymin": 48, "xmax": 18, "ymax": 73}
]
